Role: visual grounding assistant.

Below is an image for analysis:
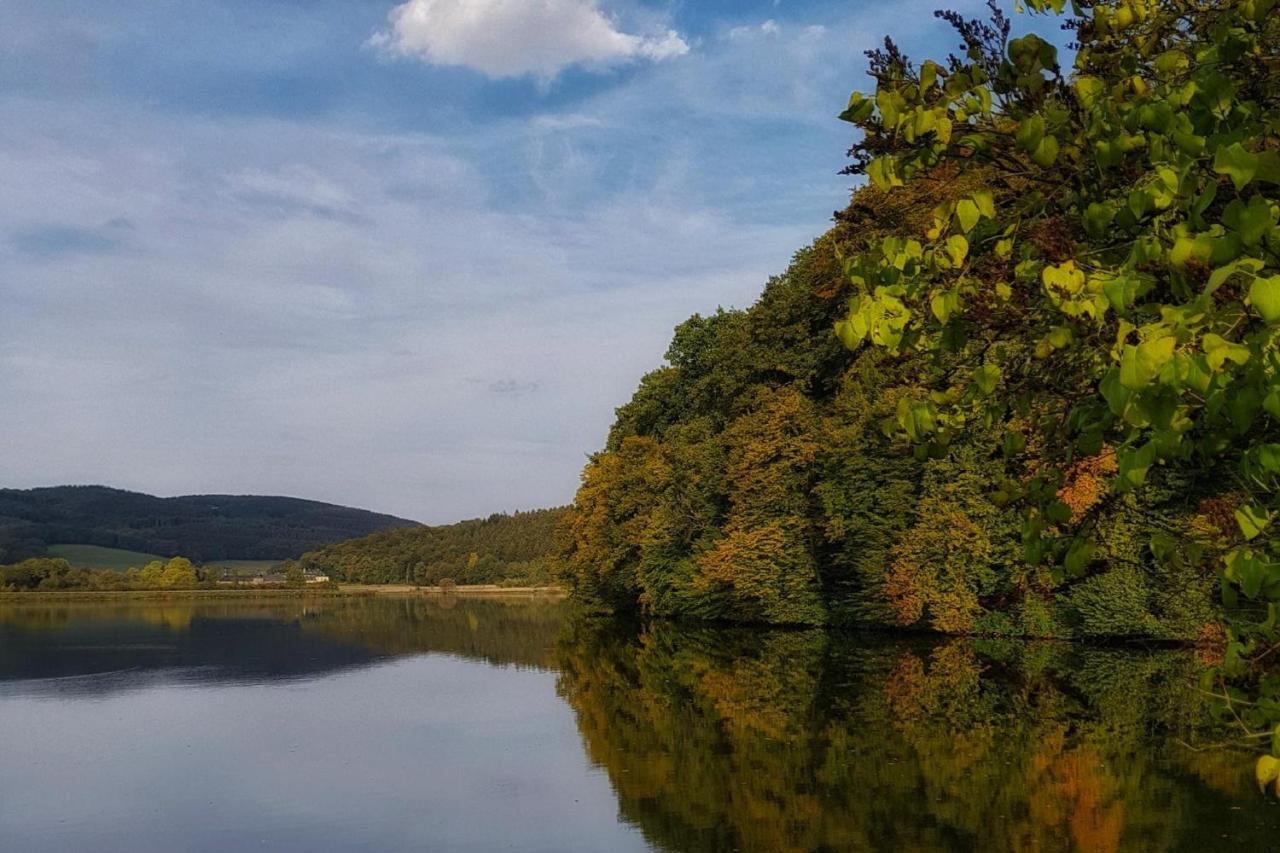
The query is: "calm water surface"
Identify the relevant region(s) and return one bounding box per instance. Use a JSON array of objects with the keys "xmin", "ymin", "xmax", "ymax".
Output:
[{"xmin": 1, "ymin": 596, "xmax": 1276, "ymax": 852}]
